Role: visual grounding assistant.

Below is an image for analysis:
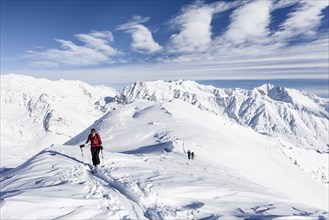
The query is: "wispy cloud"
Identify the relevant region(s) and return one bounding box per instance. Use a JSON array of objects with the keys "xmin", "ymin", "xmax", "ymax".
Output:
[
  {"xmin": 75, "ymin": 31, "xmax": 118, "ymax": 55},
  {"xmin": 25, "ymin": 0, "xmax": 328, "ymax": 76},
  {"xmin": 219, "ymin": 0, "xmax": 272, "ymax": 46},
  {"xmin": 23, "ymin": 37, "xmax": 328, "ymax": 83},
  {"xmin": 28, "ymin": 31, "xmax": 120, "ymax": 67},
  {"xmin": 116, "ymin": 16, "xmax": 163, "ymax": 54},
  {"xmin": 167, "ymin": 1, "xmax": 239, "ymax": 53},
  {"xmin": 273, "ymin": 0, "xmax": 329, "ymax": 41},
  {"xmin": 164, "ymin": 0, "xmax": 328, "ymax": 65},
  {"xmin": 271, "ymin": 0, "xmax": 300, "ymax": 10}
]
